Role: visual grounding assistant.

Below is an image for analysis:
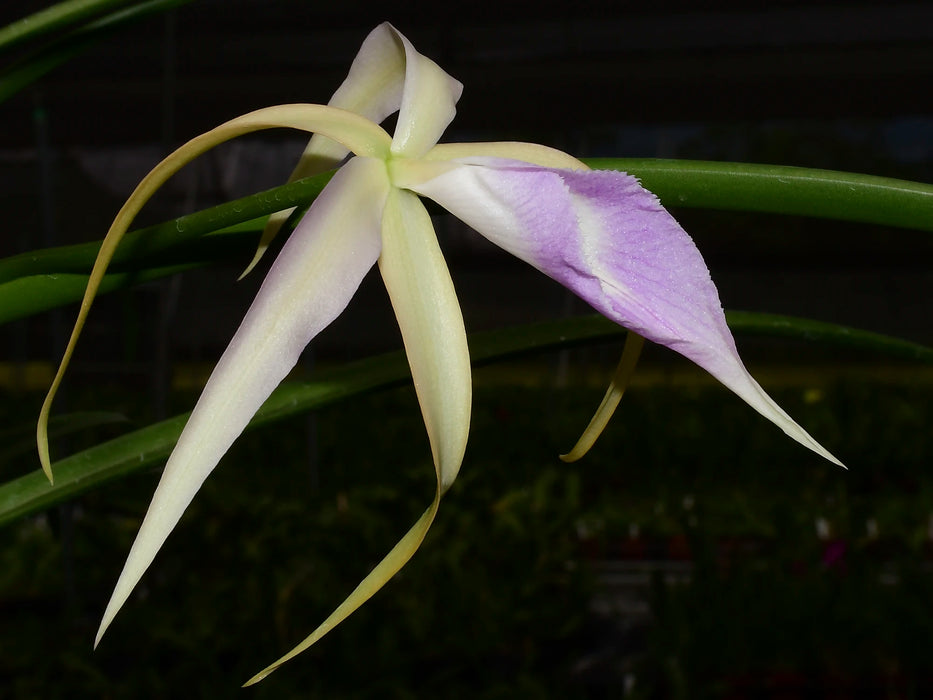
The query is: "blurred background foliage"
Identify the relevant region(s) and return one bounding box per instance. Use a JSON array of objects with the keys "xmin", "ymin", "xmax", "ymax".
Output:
[{"xmin": 2, "ymin": 361, "xmax": 931, "ymax": 697}]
